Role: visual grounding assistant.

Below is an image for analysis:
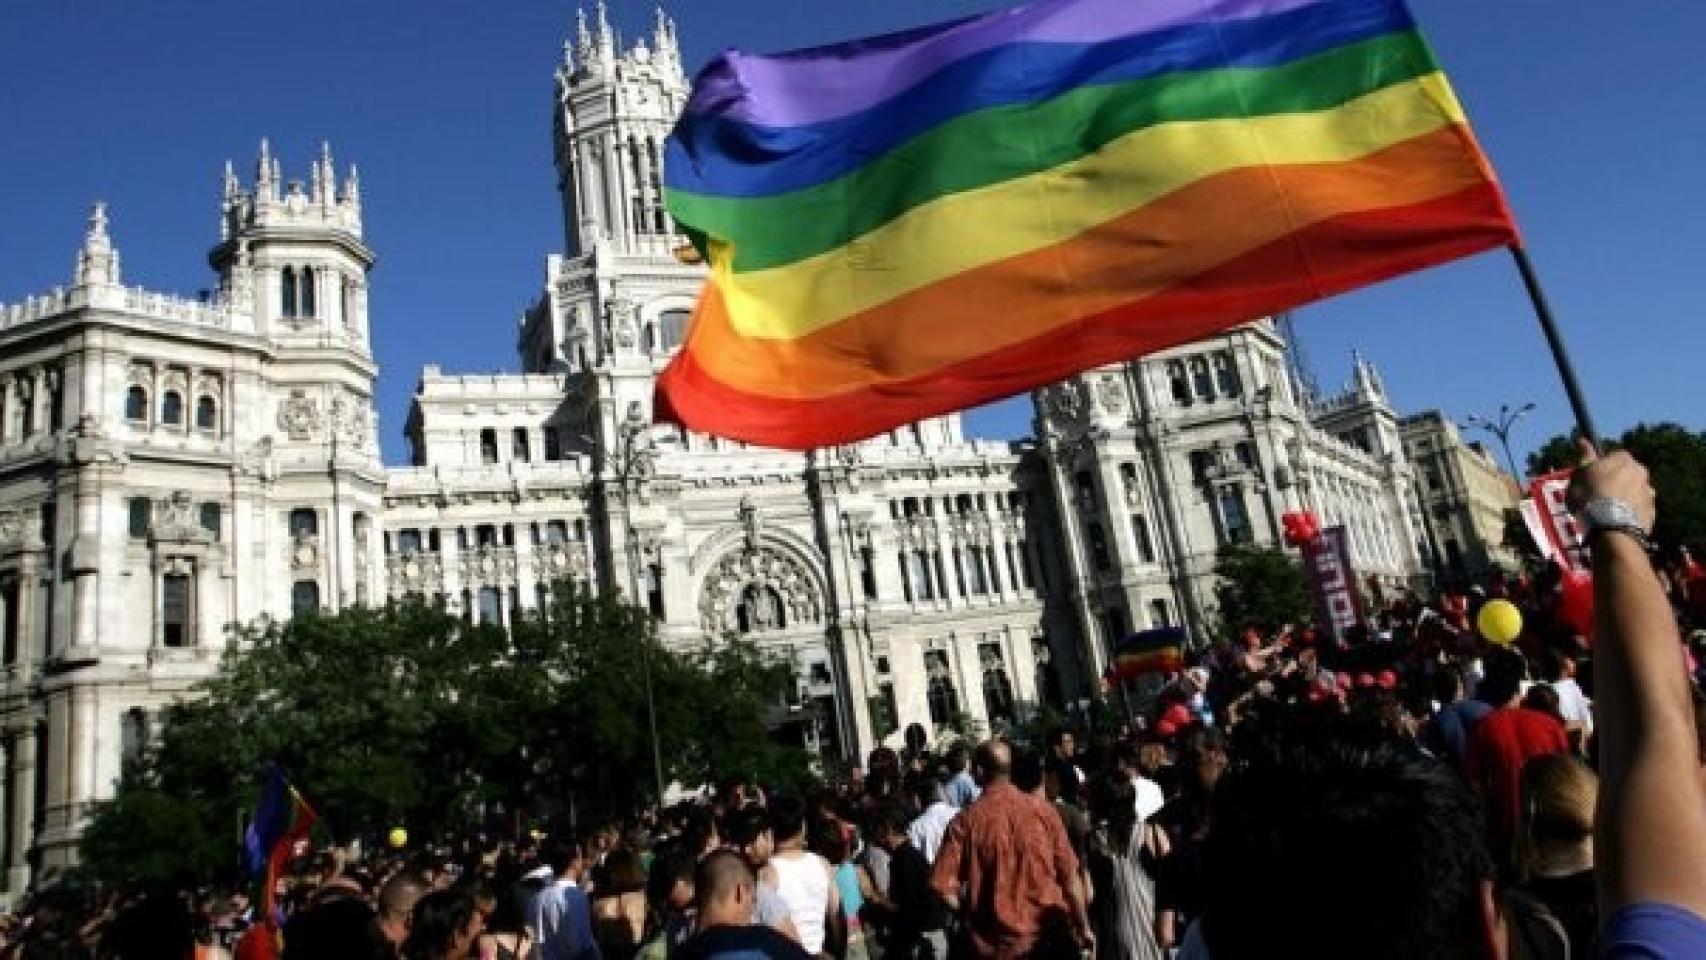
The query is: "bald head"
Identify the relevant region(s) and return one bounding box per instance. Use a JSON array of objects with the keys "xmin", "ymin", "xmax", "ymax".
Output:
[
  {"xmin": 973, "ymin": 739, "xmax": 1012, "ymax": 785},
  {"xmin": 694, "ymin": 849, "xmax": 757, "ymax": 927},
  {"xmin": 375, "ymin": 870, "xmax": 429, "ymax": 946}
]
